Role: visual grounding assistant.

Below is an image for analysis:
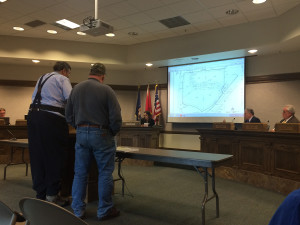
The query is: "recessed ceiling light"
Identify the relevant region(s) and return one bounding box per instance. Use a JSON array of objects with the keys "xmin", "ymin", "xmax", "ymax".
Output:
[
  {"xmin": 146, "ymin": 63, "xmax": 153, "ymax": 67},
  {"xmin": 248, "ymin": 49, "xmax": 258, "ymax": 54},
  {"xmin": 32, "ymin": 59, "xmax": 40, "ymax": 63},
  {"xmin": 0, "ymin": 0, "xmax": 7, "ymax": 2},
  {"xmin": 252, "ymin": 0, "xmax": 266, "ymax": 4},
  {"xmin": 105, "ymin": 33, "xmax": 115, "ymax": 37},
  {"xmin": 77, "ymin": 31, "xmax": 86, "ymax": 36},
  {"xmin": 13, "ymin": 27, "xmax": 24, "ymax": 31},
  {"xmin": 128, "ymin": 32, "xmax": 138, "ymax": 36},
  {"xmin": 47, "ymin": 30, "xmax": 57, "ymax": 34},
  {"xmin": 226, "ymin": 9, "xmax": 239, "ymax": 15},
  {"xmin": 56, "ymin": 19, "xmax": 80, "ymax": 29}
]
